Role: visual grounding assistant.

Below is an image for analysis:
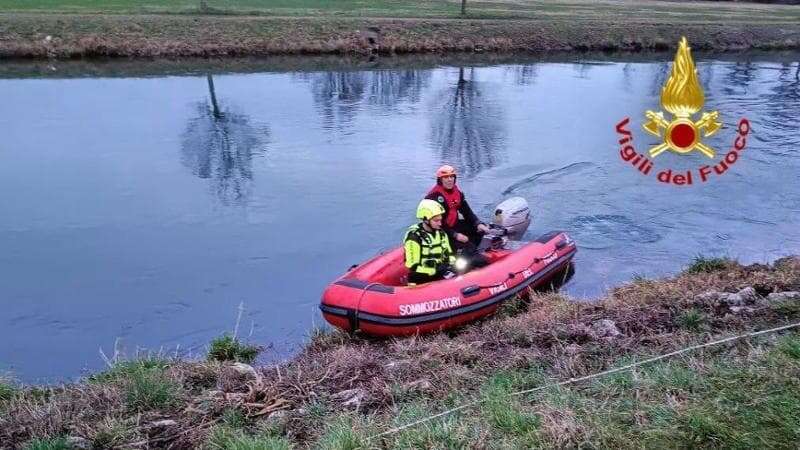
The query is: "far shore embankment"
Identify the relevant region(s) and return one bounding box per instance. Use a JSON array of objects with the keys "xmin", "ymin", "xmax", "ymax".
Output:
[{"xmin": 2, "ymin": 1, "xmax": 800, "ymax": 59}]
